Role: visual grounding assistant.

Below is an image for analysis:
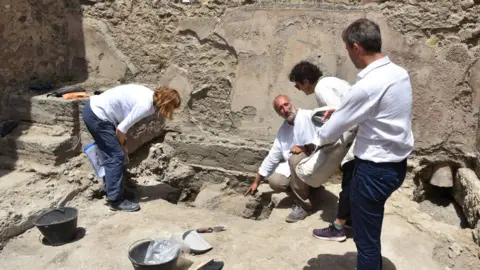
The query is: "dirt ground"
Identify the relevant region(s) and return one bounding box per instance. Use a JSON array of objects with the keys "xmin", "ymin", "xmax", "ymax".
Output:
[{"xmin": 1, "ymin": 181, "xmax": 479, "ymax": 270}]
